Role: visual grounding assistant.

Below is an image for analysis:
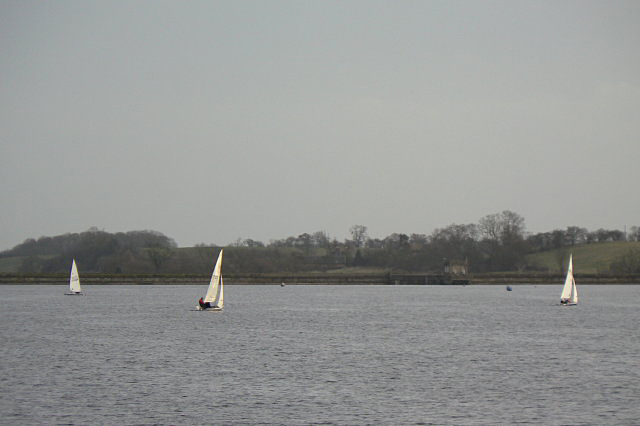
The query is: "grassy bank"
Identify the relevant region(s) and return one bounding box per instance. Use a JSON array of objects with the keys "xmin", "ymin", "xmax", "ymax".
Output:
[
  {"xmin": 525, "ymin": 241, "xmax": 640, "ymax": 274},
  {"xmin": 2, "ymin": 272, "xmax": 639, "ymax": 285}
]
